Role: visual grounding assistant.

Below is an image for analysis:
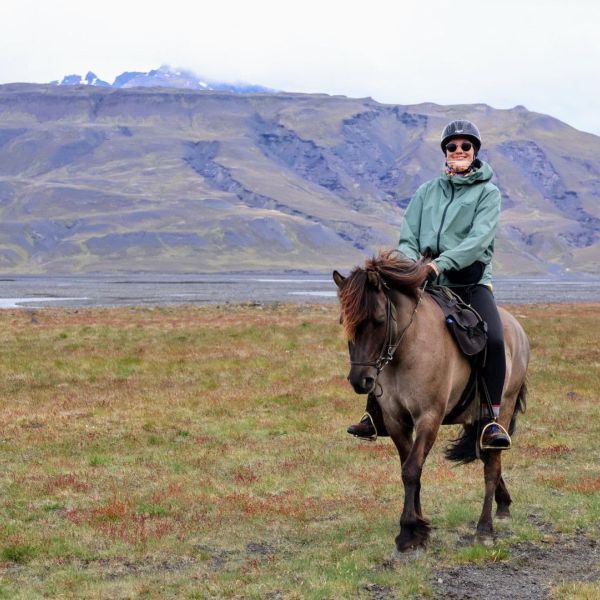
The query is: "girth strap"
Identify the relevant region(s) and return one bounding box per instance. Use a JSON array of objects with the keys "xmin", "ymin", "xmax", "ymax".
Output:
[{"xmin": 442, "ymin": 363, "xmax": 478, "ymax": 425}]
